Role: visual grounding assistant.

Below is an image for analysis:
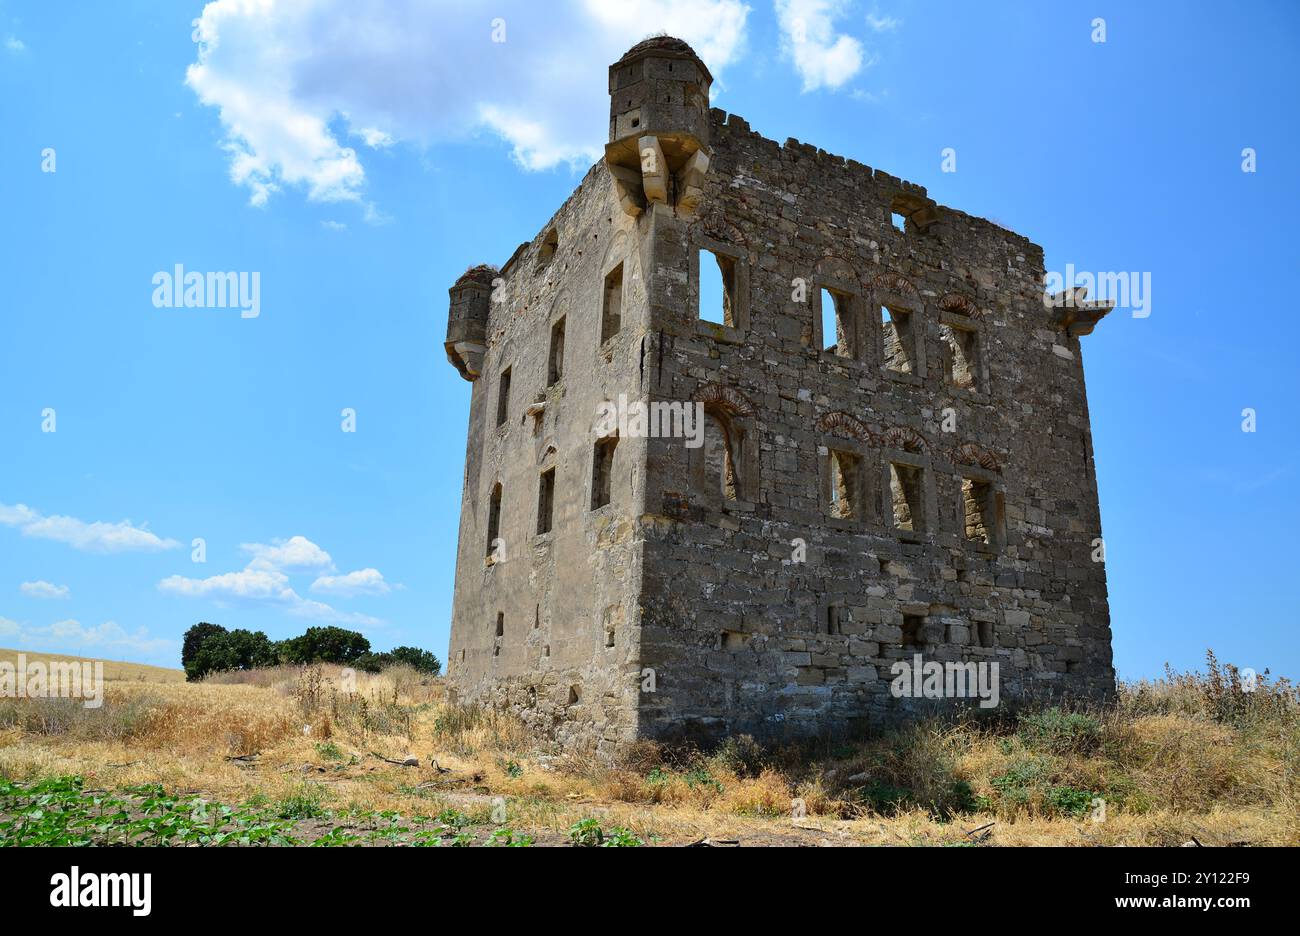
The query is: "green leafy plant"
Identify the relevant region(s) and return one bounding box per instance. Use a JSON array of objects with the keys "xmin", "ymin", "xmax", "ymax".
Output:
[
  {"xmin": 1045, "ymin": 785, "xmax": 1097, "ymax": 819},
  {"xmin": 1016, "ymin": 708, "xmax": 1102, "ymax": 755},
  {"xmin": 488, "ymin": 827, "xmax": 535, "ymax": 847},
  {"xmin": 568, "ymin": 818, "xmax": 643, "ymax": 847}
]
